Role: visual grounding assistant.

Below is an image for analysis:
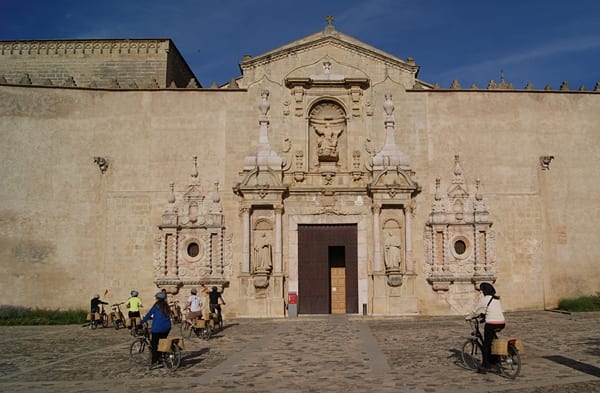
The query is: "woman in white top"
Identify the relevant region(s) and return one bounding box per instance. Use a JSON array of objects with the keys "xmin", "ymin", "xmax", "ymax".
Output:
[{"xmin": 466, "ymin": 282, "xmax": 506, "ymax": 372}]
